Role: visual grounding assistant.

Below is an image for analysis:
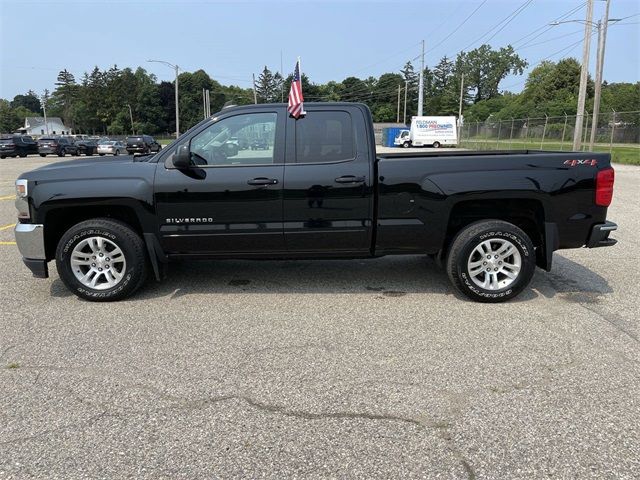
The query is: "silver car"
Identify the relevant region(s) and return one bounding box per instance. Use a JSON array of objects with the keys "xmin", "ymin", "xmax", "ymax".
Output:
[{"xmin": 97, "ymin": 141, "xmax": 126, "ymax": 156}]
